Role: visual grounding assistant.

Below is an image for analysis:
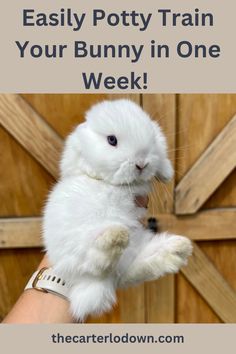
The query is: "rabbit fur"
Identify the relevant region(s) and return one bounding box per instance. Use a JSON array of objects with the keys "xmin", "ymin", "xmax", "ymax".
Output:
[{"xmin": 43, "ymin": 99, "xmax": 192, "ymax": 321}]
